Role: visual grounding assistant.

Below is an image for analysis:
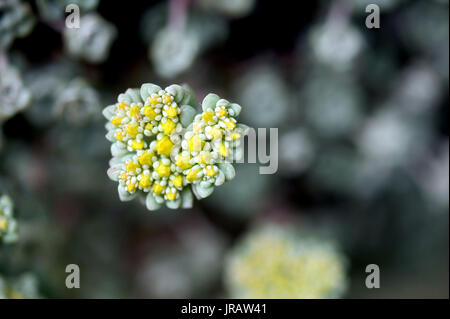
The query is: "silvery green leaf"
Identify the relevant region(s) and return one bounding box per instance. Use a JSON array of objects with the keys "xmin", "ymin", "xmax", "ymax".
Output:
[
  {"xmin": 118, "ymin": 186, "xmax": 137, "ymax": 202},
  {"xmin": 237, "ymin": 123, "xmax": 250, "ymax": 136},
  {"xmin": 146, "ymin": 193, "xmax": 162, "ymax": 211},
  {"xmin": 216, "ymin": 99, "xmax": 229, "ymax": 108},
  {"xmin": 111, "ymin": 142, "xmax": 128, "ymax": 157},
  {"xmin": 102, "ymin": 104, "xmax": 115, "ymax": 120},
  {"xmin": 165, "ymin": 84, "xmax": 185, "ymax": 103},
  {"xmin": 154, "ymin": 195, "xmax": 165, "ymax": 204},
  {"xmin": 180, "ymin": 105, "xmax": 197, "ymax": 128},
  {"xmin": 105, "ymin": 130, "xmax": 116, "ymax": 142},
  {"xmin": 214, "ymin": 170, "xmax": 225, "ymax": 186},
  {"xmin": 232, "ymin": 147, "xmax": 244, "ymax": 162},
  {"xmin": 181, "ymin": 84, "xmax": 197, "ymax": 107},
  {"xmin": 107, "ymin": 165, "xmax": 121, "ymax": 181},
  {"xmin": 229, "ymin": 103, "xmax": 242, "ymax": 117},
  {"xmin": 118, "ymin": 93, "xmax": 131, "ymax": 104},
  {"xmin": 140, "ymin": 83, "xmax": 161, "ymax": 101},
  {"xmin": 192, "ymin": 184, "xmax": 214, "ymax": 199},
  {"xmin": 105, "ymin": 122, "xmax": 116, "ymax": 132},
  {"xmin": 219, "ymin": 163, "xmax": 235, "ymax": 181},
  {"xmin": 202, "ymin": 93, "xmax": 220, "ymax": 111},
  {"xmin": 181, "ymin": 188, "xmax": 193, "ymax": 208},
  {"xmin": 109, "ymin": 156, "xmax": 126, "ymax": 167},
  {"xmin": 125, "ymin": 88, "xmax": 142, "ymax": 103},
  {"xmin": 200, "ymin": 181, "xmax": 212, "ymax": 189},
  {"xmin": 166, "ymin": 197, "xmax": 181, "ymax": 209}
]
